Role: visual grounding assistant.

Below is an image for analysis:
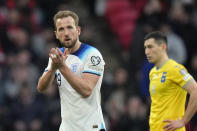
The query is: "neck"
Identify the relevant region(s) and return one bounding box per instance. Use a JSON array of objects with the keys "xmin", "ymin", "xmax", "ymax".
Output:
[
  {"xmin": 155, "ymin": 53, "xmax": 169, "ymax": 67},
  {"xmin": 67, "ymin": 40, "xmax": 81, "ymax": 54}
]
